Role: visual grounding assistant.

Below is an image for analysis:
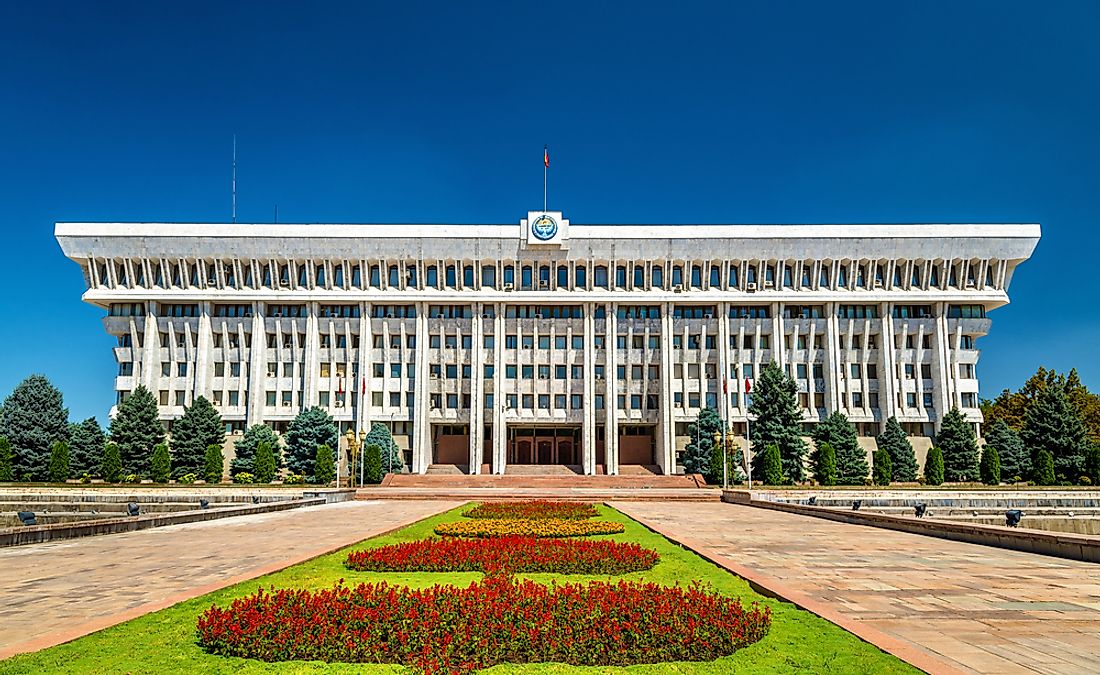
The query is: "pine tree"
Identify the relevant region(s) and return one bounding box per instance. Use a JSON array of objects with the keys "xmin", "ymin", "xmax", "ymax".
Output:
[
  {"xmin": 285, "ymin": 408, "xmax": 338, "ymax": 476},
  {"xmin": 760, "ymin": 444, "xmax": 784, "ymax": 485},
  {"xmin": 815, "ymin": 442, "xmax": 837, "ymax": 486},
  {"xmin": 48, "ymin": 441, "xmax": 70, "ymax": 482},
  {"xmin": 682, "ymin": 407, "xmax": 722, "ymax": 480},
  {"xmin": 983, "ymin": 419, "xmax": 1029, "ymax": 482},
  {"xmin": 203, "ymin": 444, "xmax": 224, "ymax": 483},
  {"xmin": 938, "ymin": 407, "xmax": 980, "ymax": 482},
  {"xmin": 253, "ymin": 441, "xmax": 277, "ymax": 483},
  {"xmin": 980, "ymin": 445, "xmax": 1001, "ymax": 485},
  {"xmin": 748, "ymin": 362, "xmax": 807, "ymax": 481},
  {"xmin": 1033, "ymin": 448, "xmax": 1056, "ymax": 486},
  {"xmin": 68, "ymin": 417, "xmax": 105, "ymax": 477},
  {"xmin": 364, "ymin": 422, "xmax": 404, "ymax": 474},
  {"xmin": 109, "ymin": 384, "xmax": 164, "ymax": 477},
  {"xmin": 101, "ymin": 442, "xmax": 122, "ymax": 482},
  {"xmin": 872, "ymin": 448, "xmax": 892, "ymax": 486},
  {"xmin": 924, "ymin": 447, "xmax": 945, "ymax": 485},
  {"xmin": 1083, "ymin": 445, "xmax": 1100, "ymax": 486},
  {"xmin": 232, "ymin": 425, "xmax": 282, "ymax": 476},
  {"xmin": 168, "ymin": 397, "xmax": 224, "ymax": 478},
  {"xmin": 151, "ymin": 442, "xmax": 171, "ymax": 483},
  {"xmin": 877, "ymin": 417, "xmax": 918, "ymax": 482},
  {"xmin": 363, "ymin": 443, "xmax": 383, "ymax": 484},
  {"xmin": 812, "ymin": 412, "xmax": 867, "ymax": 485},
  {"xmin": 0, "ymin": 374, "xmax": 70, "ymax": 481},
  {"xmin": 1021, "ymin": 380, "xmax": 1089, "ymax": 482},
  {"xmin": 314, "ymin": 444, "xmax": 336, "ymax": 484},
  {"xmin": 0, "ymin": 436, "xmax": 12, "ymax": 482}
]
